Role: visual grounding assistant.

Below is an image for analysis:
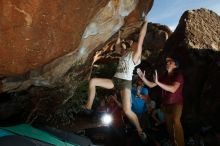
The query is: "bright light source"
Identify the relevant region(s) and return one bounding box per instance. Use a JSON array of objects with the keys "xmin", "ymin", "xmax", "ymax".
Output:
[{"xmin": 101, "ymin": 113, "xmax": 112, "ymax": 125}]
